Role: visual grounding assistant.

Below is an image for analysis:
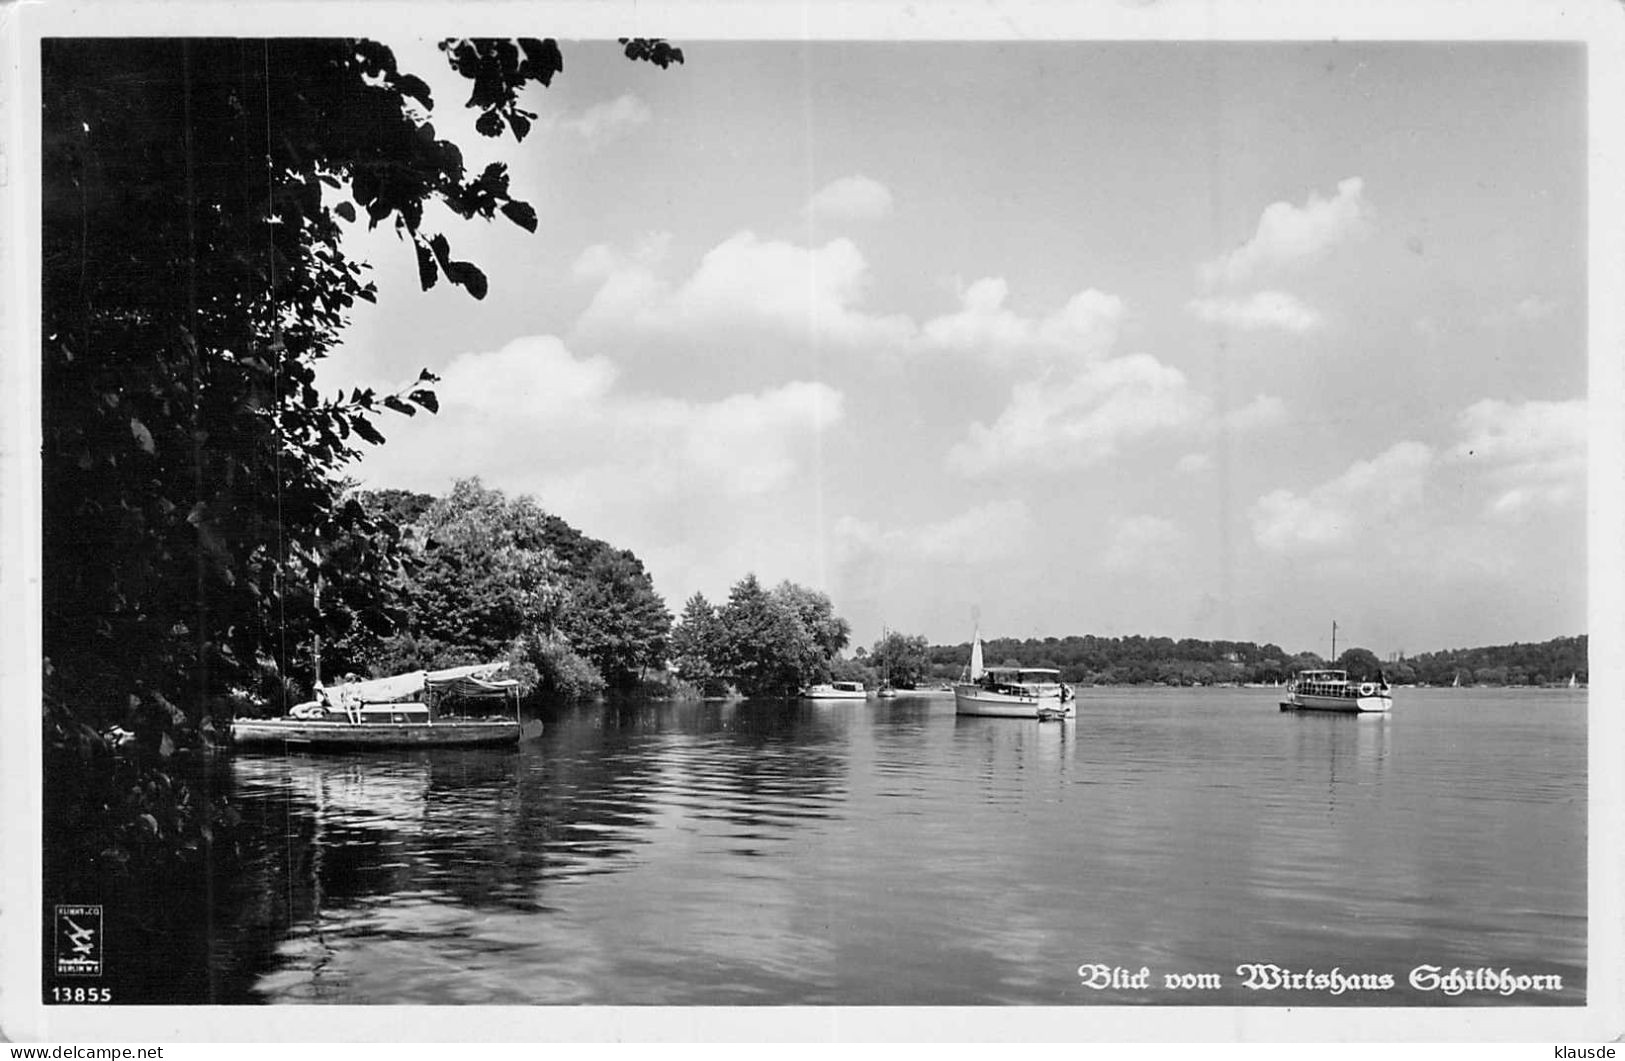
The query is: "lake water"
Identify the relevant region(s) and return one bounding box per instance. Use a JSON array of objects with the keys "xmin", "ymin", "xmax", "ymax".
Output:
[{"xmin": 93, "ymin": 687, "xmax": 1588, "ymax": 1006}]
